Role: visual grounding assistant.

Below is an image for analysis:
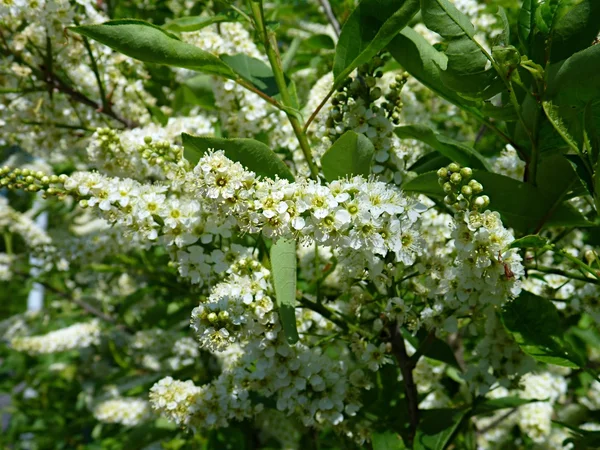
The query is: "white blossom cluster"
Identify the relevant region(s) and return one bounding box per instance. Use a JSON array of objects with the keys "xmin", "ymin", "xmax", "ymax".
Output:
[
  {"xmin": 93, "ymin": 397, "xmax": 152, "ymax": 427},
  {"xmin": 476, "ymin": 369, "xmax": 572, "ymax": 449},
  {"xmin": 11, "ymin": 320, "xmax": 101, "ymax": 355}
]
